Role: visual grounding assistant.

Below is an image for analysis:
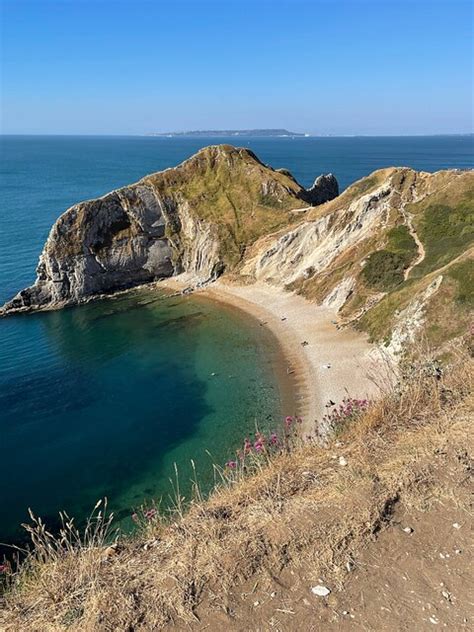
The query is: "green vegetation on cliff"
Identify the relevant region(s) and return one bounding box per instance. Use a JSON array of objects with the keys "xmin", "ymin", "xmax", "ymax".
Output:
[
  {"xmin": 357, "ymin": 171, "xmax": 474, "ymax": 347},
  {"xmin": 447, "ymin": 258, "xmax": 474, "ymax": 307},
  {"xmin": 411, "ymin": 195, "xmax": 474, "ymax": 276},
  {"xmin": 362, "ymin": 225, "xmax": 418, "ymax": 291},
  {"xmin": 145, "ymin": 145, "xmax": 307, "ymax": 268}
]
